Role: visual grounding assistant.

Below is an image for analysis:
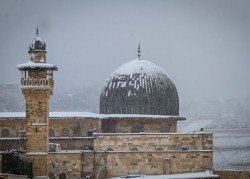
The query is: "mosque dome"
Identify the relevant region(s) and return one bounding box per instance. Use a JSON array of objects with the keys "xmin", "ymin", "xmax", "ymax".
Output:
[
  {"xmin": 100, "ymin": 58, "xmax": 179, "ymax": 115},
  {"xmin": 28, "ymin": 28, "xmax": 46, "ymax": 53}
]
